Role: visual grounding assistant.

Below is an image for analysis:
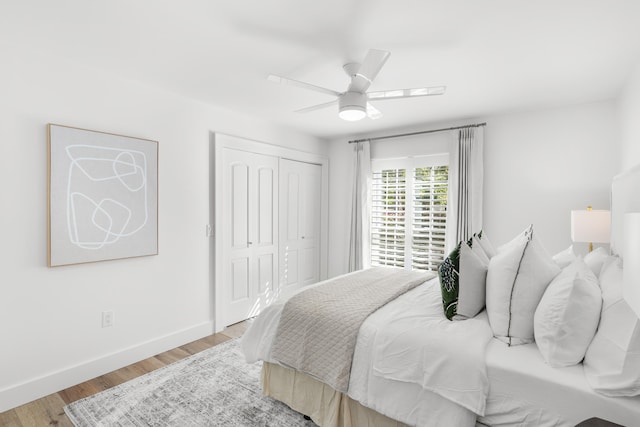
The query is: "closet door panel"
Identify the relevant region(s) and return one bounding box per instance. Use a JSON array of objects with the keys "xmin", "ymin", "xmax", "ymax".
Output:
[
  {"xmin": 298, "ymin": 161, "xmax": 321, "ymax": 286},
  {"xmin": 258, "ymin": 253, "xmax": 273, "ymax": 295},
  {"xmin": 283, "ymin": 249, "xmax": 299, "ymax": 286},
  {"xmin": 301, "ymin": 247, "xmax": 317, "ymax": 282},
  {"xmin": 231, "ymin": 163, "xmax": 249, "ymax": 249},
  {"xmin": 257, "ymin": 167, "xmax": 274, "ymax": 246},
  {"xmin": 279, "ymin": 159, "xmax": 322, "ymax": 295},
  {"xmin": 286, "ymin": 173, "xmax": 300, "ymax": 241},
  {"xmin": 253, "ymin": 157, "xmax": 279, "ymax": 298},
  {"xmin": 300, "ymin": 167, "xmax": 321, "ymax": 241},
  {"xmin": 222, "ymin": 148, "xmax": 278, "ymax": 326},
  {"xmin": 231, "ymin": 258, "xmax": 249, "ymax": 301}
]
